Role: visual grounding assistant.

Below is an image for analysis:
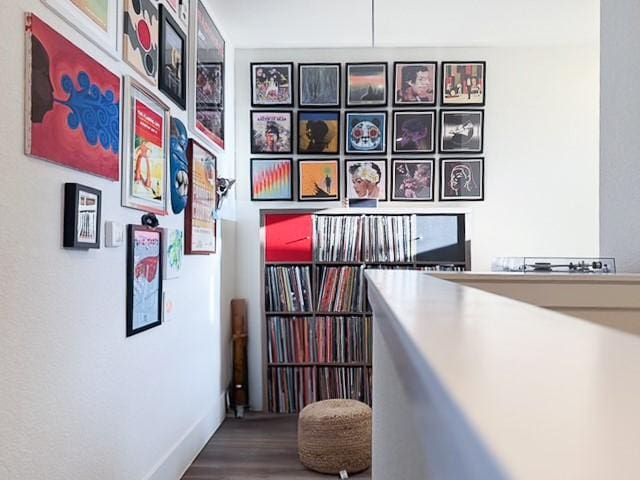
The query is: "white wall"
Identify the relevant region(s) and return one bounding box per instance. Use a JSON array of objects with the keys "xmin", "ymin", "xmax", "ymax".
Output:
[
  {"xmin": 235, "ymin": 46, "xmax": 599, "ymax": 411},
  {"xmin": 0, "ymin": 1, "xmax": 235, "ymax": 479}
]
